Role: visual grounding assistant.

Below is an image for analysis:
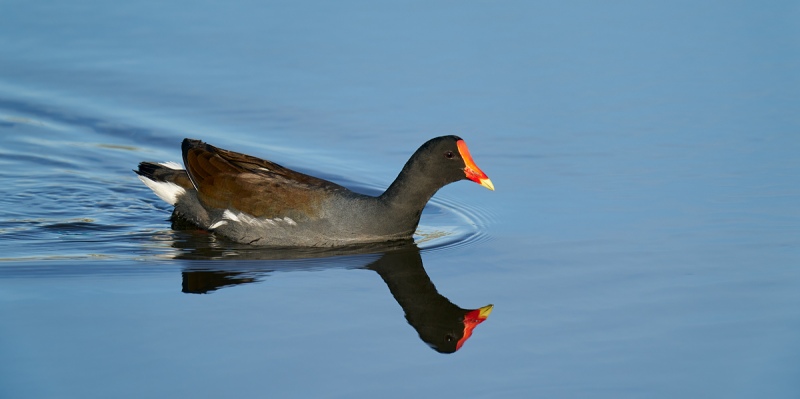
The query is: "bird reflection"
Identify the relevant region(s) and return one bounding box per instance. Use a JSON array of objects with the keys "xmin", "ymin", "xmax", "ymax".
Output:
[
  {"xmin": 366, "ymin": 249, "xmax": 493, "ymax": 353},
  {"xmin": 171, "ymin": 230, "xmax": 492, "ymax": 353}
]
